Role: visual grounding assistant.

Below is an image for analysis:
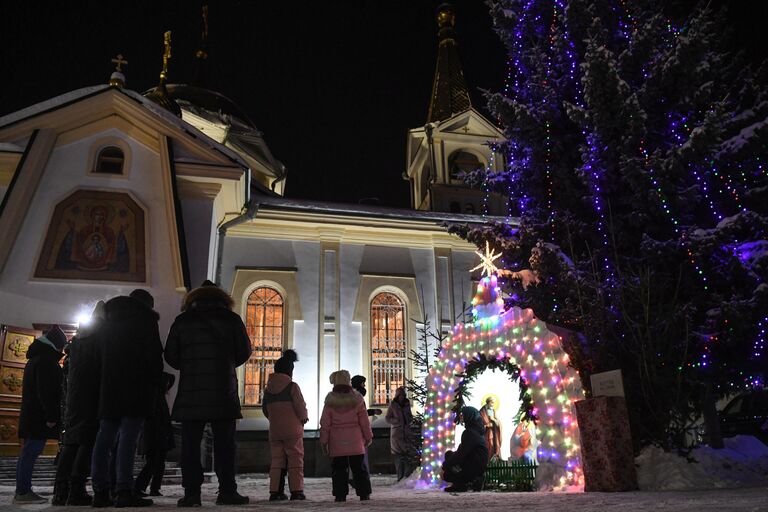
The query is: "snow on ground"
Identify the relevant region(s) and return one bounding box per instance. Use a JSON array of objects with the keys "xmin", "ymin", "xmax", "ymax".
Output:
[
  {"xmin": 637, "ymin": 435, "xmax": 768, "ymax": 491},
  {"xmin": 1, "ymin": 474, "xmax": 767, "ymax": 512},
  {"xmin": 1, "ymin": 437, "xmax": 766, "ymax": 511}
]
